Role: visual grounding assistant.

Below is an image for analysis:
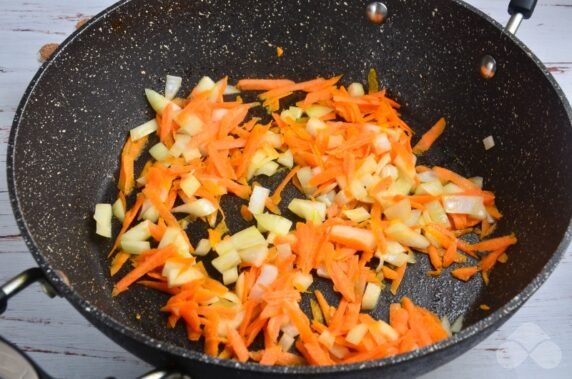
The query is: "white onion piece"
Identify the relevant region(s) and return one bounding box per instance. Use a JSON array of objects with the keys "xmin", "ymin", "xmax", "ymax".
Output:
[
  {"xmin": 292, "ymin": 272, "xmax": 313, "ymax": 292},
  {"xmin": 305, "ymin": 104, "xmax": 332, "ymax": 119},
  {"xmin": 222, "ymin": 266, "xmax": 239, "ymax": 285},
  {"xmin": 306, "ymin": 117, "xmax": 327, "ymax": 137},
  {"xmin": 238, "ymin": 245, "xmax": 268, "ymax": 267},
  {"xmin": 130, "ymin": 119, "xmax": 158, "ymax": 141},
  {"xmin": 159, "ymin": 227, "xmax": 190, "ymax": 257},
  {"xmin": 250, "ymin": 264, "xmax": 278, "ymax": 300},
  {"xmin": 194, "ymin": 76, "xmax": 216, "ymax": 94},
  {"xmin": 385, "ymin": 222, "xmax": 429, "ymax": 249},
  {"xmin": 112, "ymin": 198, "xmax": 125, "ymax": 222},
  {"xmin": 348, "ymin": 82, "xmax": 365, "ymax": 97},
  {"xmin": 149, "ymin": 142, "xmax": 170, "ymax": 161},
  {"xmin": 193, "ymin": 238, "xmax": 211, "ymax": 256},
  {"xmin": 277, "ymin": 149, "xmax": 294, "ymax": 168},
  {"xmin": 212, "ymin": 250, "xmax": 241, "ymax": 273},
  {"xmin": 483, "ymin": 135, "xmax": 495, "ymax": 150},
  {"xmin": 442, "ymin": 195, "xmax": 487, "ymax": 219},
  {"xmin": 248, "ymin": 186, "xmax": 270, "ymax": 215},
  {"xmin": 122, "ymin": 220, "xmax": 151, "ymax": 241},
  {"xmin": 279, "ymin": 333, "xmax": 295, "ymax": 352},
  {"xmin": 94, "ymin": 203, "xmax": 112, "ymax": 238},
  {"xmin": 172, "ymin": 199, "xmax": 217, "ymax": 217},
  {"xmin": 361, "ymin": 283, "xmax": 382, "ymax": 310},
  {"xmin": 231, "ymin": 226, "xmax": 267, "ymax": 250},
  {"xmin": 345, "ymin": 324, "xmax": 368, "ymax": 345},
  {"xmin": 417, "ymin": 170, "xmax": 439, "ymax": 183},
  {"xmin": 180, "ymin": 174, "xmax": 201, "ymax": 198},
  {"xmin": 384, "ymin": 198, "xmax": 412, "ymax": 222},
  {"xmin": 165, "ymin": 75, "xmax": 182, "ymax": 100},
  {"xmin": 288, "ymin": 199, "xmax": 326, "ymax": 224},
  {"xmin": 255, "ymin": 213, "xmax": 292, "ymax": 236},
  {"xmin": 343, "ymin": 207, "xmax": 370, "ymax": 223},
  {"xmin": 145, "ymin": 88, "xmax": 180, "ymax": 114},
  {"xmin": 224, "ymin": 84, "xmax": 240, "ymax": 95}
]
